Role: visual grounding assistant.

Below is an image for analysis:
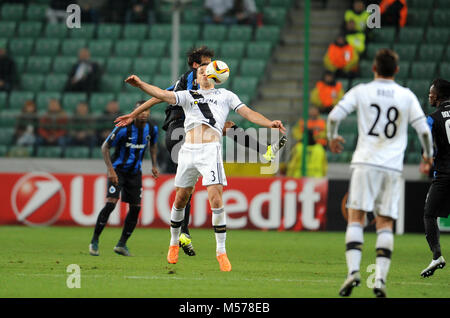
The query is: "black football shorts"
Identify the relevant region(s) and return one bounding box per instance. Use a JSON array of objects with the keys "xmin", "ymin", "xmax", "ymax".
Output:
[
  {"xmin": 106, "ymin": 170, "xmax": 142, "ymax": 205},
  {"xmin": 424, "ymin": 172, "xmax": 450, "ymax": 218}
]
